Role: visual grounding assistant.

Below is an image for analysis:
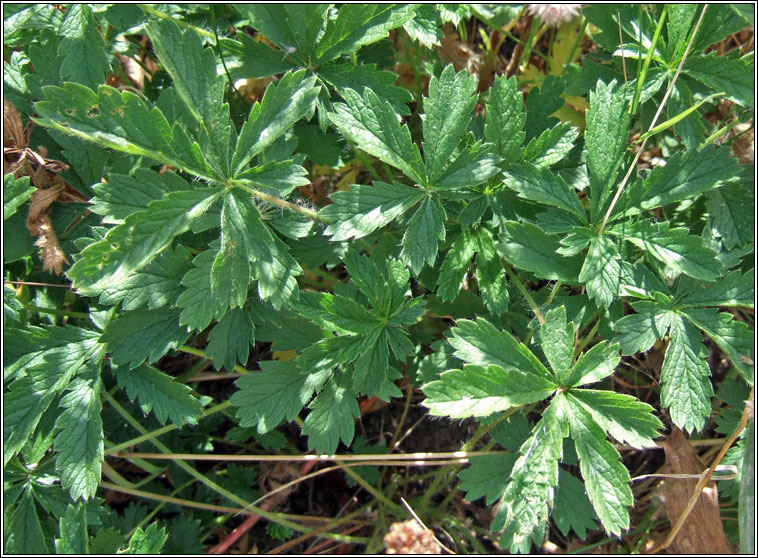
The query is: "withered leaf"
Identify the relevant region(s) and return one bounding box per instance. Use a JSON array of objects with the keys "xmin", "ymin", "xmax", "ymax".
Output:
[{"xmin": 660, "ymin": 427, "xmax": 733, "ymax": 554}]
